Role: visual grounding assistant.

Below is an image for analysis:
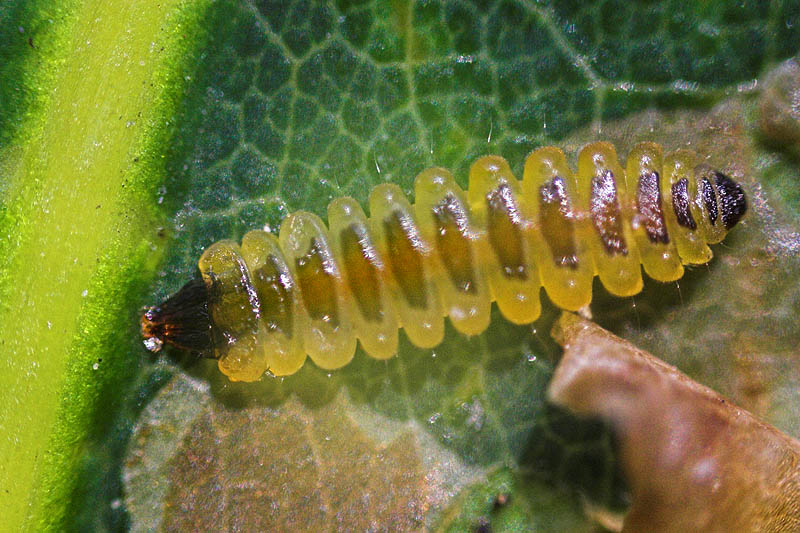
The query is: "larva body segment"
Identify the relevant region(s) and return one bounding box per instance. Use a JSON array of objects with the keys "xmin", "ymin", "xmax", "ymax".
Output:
[
  {"xmin": 197, "ymin": 240, "xmax": 269, "ymax": 382},
  {"xmin": 467, "ymin": 156, "xmax": 542, "ymax": 325},
  {"xmin": 239, "ymin": 230, "xmax": 306, "ymax": 377},
  {"xmin": 373, "ymin": 183, "xmax": 449, "ymax": 350},
  {"xmin": 279, "ymin": 211, "xmax": 358, "ymax": 371},
  {"xmin": 142, "ymin": 142, "xmax": 748, "ymax": 382},
  {"xmin": 626, "ymin": 142, "xmax": 684, "ymax": 282},
  {"xmin": 327, "ymin": 197, "xmax": 399, "ymax": 360},
  {"xmin": 576, "ymin": 142, "xmax": 643, "ymax": 297},
  {"xmin": 524, "ymin": 146, "xmax": 595, "ymax": 310},
  {"xmin": 415, "ymin": 167, "xmax": 492, "ymax": 336}
]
